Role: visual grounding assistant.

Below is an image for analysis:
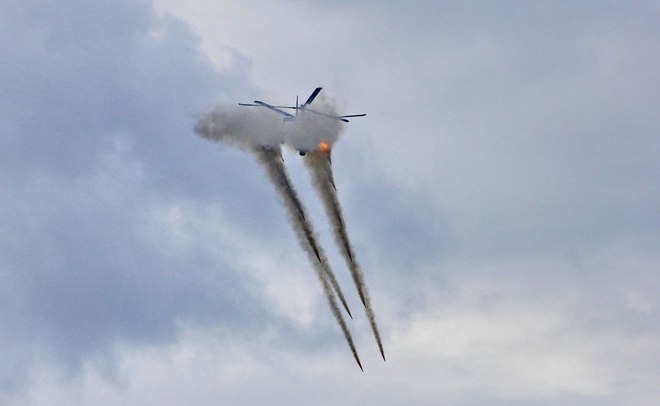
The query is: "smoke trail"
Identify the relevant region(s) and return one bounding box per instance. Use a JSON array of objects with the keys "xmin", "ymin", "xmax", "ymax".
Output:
[
  {"xmin": 253, "ymin": 146, "xmax": 362, "ymax": 370},
  {"xmin": 304, "ymin": 152, "xmax": 386, "ymax": 361},
  {"xmin": 253, "ymin": 147, "xmax": 353, "ymax": 320}
]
